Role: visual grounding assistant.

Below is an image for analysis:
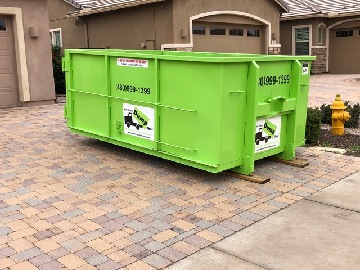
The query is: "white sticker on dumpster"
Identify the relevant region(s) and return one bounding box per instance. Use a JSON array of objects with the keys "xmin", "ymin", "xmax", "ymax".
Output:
[
  {"xmin": 117, "ymin": 58, "xmax": 148, "ymax": 68},
  {"xmin": 302, "ymin": 62, "xmax": 309, "ymax": 75},
  {"xmin": 255, "ymin": 116, "xmax": 281, "ymax": 153},
  {"xmin": 123, "ymin": 103, "xmax": 154, "ymax": 141}
]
